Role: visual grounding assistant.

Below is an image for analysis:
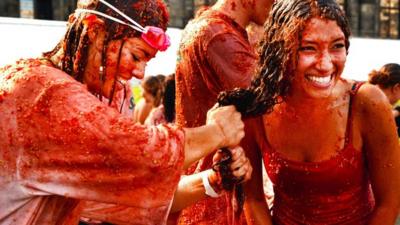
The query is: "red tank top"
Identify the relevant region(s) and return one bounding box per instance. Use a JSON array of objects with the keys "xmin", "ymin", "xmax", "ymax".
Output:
[{"xmin": 262, "ymin": 83, "xmax": 375, "ymax": 225}]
